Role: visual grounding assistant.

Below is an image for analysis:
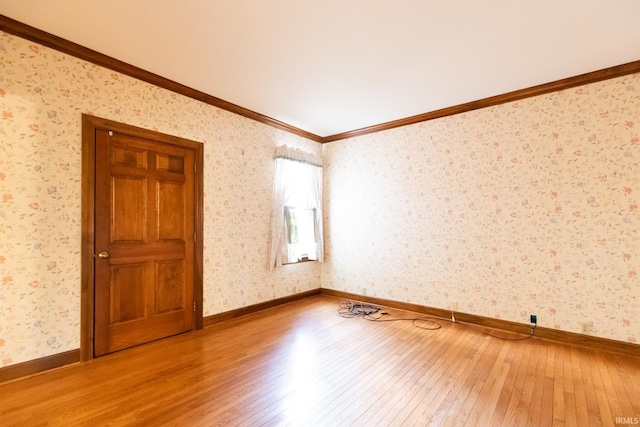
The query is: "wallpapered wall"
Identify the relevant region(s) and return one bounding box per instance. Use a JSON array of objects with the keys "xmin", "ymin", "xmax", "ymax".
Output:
[
  {"xmin": 0, "ymin": 31, "xmax": 321, "ymax": 368},
  {"xmin": 322, "ymin": 73, "xmax": 639, "ymax": 344},
  {"xmin": 1, "ymin": 29, "xmax": 638, "ymax": 369}
]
